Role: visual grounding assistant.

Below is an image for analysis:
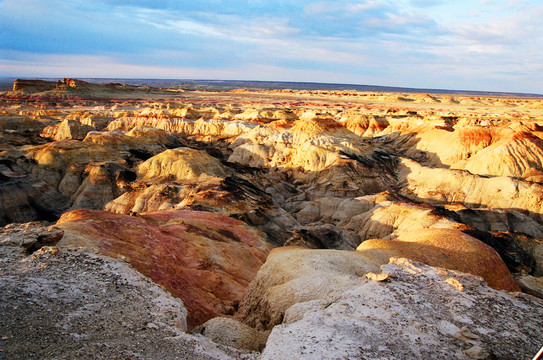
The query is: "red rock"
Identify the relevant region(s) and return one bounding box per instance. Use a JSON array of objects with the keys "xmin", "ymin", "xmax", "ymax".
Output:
[{"xmin": 55, "ymin": 209, "xmax": 273, "ymax": 328}]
